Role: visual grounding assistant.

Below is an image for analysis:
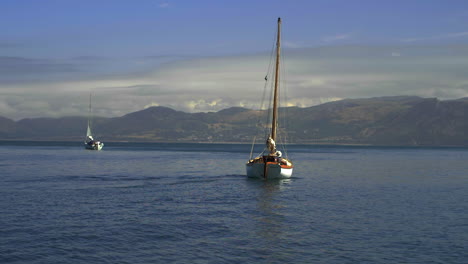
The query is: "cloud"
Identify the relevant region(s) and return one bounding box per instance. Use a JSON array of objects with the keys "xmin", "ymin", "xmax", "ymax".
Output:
[
  {"xmin": 283, "ymin": 41, "xmax": 303, "ymax": 48},
  {"xmin": 185, "ymin": 99, "xmax": 226, "ymax": 112},
  {"xmin": 0, "ymin": 56, "xmax": 78, "ymax": 75},
  {"xmin": 1, "ymin": 45, "xmax": 468, "ymax": 120},
  {"xmin": 144, "ymin": 102, "xmax": 160, "ymax": 109},
  {"xmin": 159, "ymin": 2, "xmax": 169, "ymax": 8},
  {"xmin": 447, "ymin": 32, "xmax": 468, "ymax": 38},
  {"xmin": 402, "ymin": 31, "xmax": 468, "ymax": 43},
  {"xmin": 321, "ymin": 33, "xmax": 352, "ymax": 43}
]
